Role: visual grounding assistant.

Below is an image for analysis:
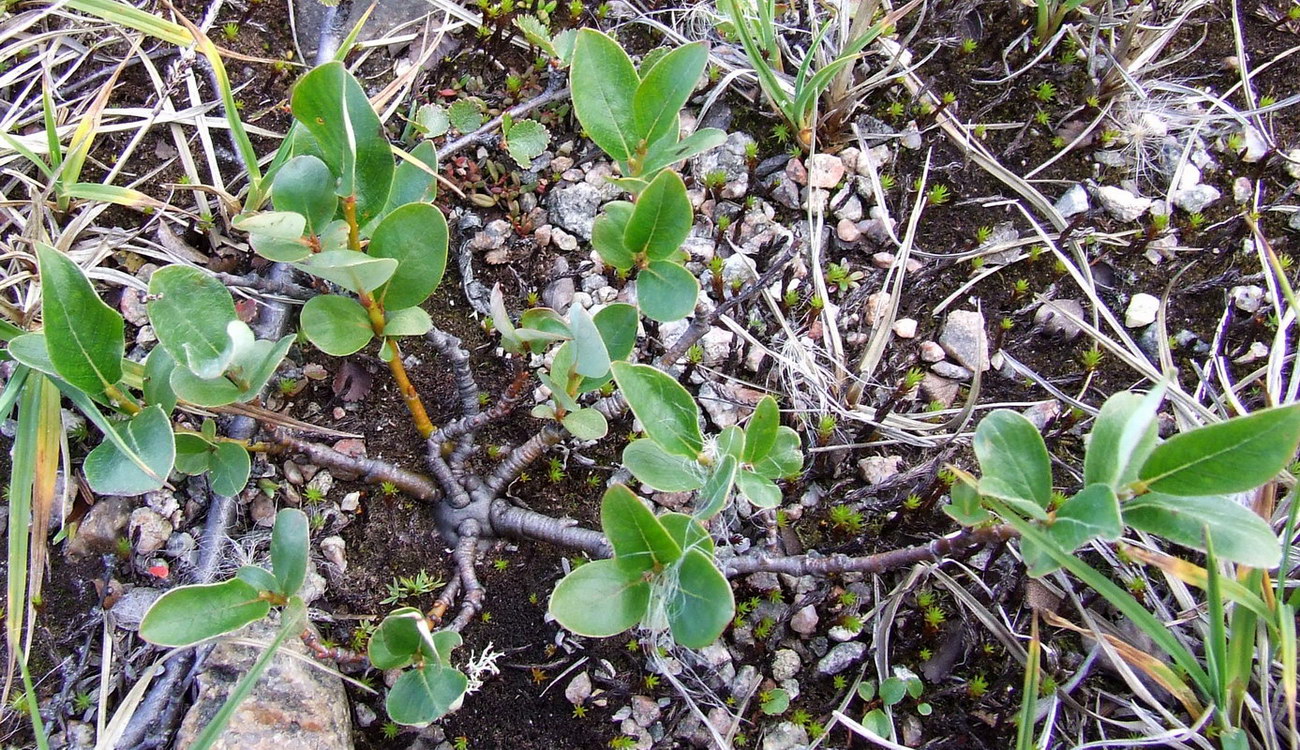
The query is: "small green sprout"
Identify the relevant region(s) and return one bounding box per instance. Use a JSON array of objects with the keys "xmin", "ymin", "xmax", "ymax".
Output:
[
  {"xmin": 828, "ymin": 504, "xmax": 865, "ymax": 534},
  {"xmin": 1033, "ymin": 110, "xmax": 1051, "ymax": 126},
  {"xmin": 380, "ymin": 480, "xmax": 398, "ymax": 497},
  {"xmin": 481, "ymin": 611, "xmax": 493, "ymax": 623},
  {"xmin": 608, "ymin": 736, "xmax": 636, "ymax": 750},
  {"xmin": 959, "ymin": 37, "xmax": 978, "ymax": 54},
  {"xmin": 382, "ymin": 722, "xmax": 400, "ymax": 740},
  {"xmin": 277, "ymin": 377, "xmax": 300, "ymax": 395},
  {"xmin": 454, "ymin": 737, "xmax": 470, "ymax": 750},
  {"xmin": 73, "ymin": 691, "xmax": 94, "ymax": 713},
  {"xmin": 221, "ymin": 21, "xmax": 239, "ymax": 40},
  {"xmin": 1011, "ymin": 278, "xmax": 1030, "ymax": 297},
  {"xmin": 918, "ymin": 647, "xmax": 933, "ymax": 660},
  {"xmin": 903, "ymin": 367, "xmax": 925, "ymax": 390},
  {"xmin": 572, "ymin": 704, "xmax": 588, "ymax": 718},
  {"xmin": 493, "ymin": 558, "xmax": 509, "ymax": 571},
  {"xmin": 643, "ymin": 674, "xmax": 660, "ymax": 689},
  {"xmin": 967, "ymin": 674, "xmax": 989, "ymax": 698},
  {"xmin": 925, "ymin": 184, "xmax": 951, "ymax": 205},
  {"xmin": 878, "ymin": 173, "xmax": 896, "ymax": 190},
  {"xmin": 923, "ymin": 605, "xmax": 946, "ymax": 628},
  {"xmin": 783, "ymin": 288, "xmax": 800, "ymax": 308},
  {"xmin": 772, "ymin": 122, "xmax": 792, "ymax": 143},
  {"xmin": 838, "ymin": 590, "xmax": 858, "ymax": 607},
  {"xmin": 885, "ymin": 101, "xmax": 906, "ymax": 119},
  {"xmin": 1079, "ymin": 345, "xmax": 1103, "ymax": 371},
  {"xmin": 1000, "ymin": 317, "xmax": 1013, "ymax": 331},
  {"xmin": 1033, "ymin": 81, "xmax": 1056, "ymax": 102},
  {"xmin": 902, "ymin": 493, "xmax": 922, "ymax": 510},
  {"xmin": 685, "ymin": 343, "xmax": 704, "ymax": 364},
  {"xmin": 754, "ymin": 617, "xmax": 775, "ymax": 638},
  {"xmin": 790, "ymin": 708, "xmax": 812, "ymax": 727},
  {"xmin": 717, "ymin": 214, "xmax": 733, "ymax": 233},
  {"xmin": 704, "ymin": 169, "xmax": 728, "ymax": 191},
  {"xmin": 303, "ymin": 485, "xmax": 326, "ymax": 504},
  {"xmin": 916, "ymin": 589, "xmax": 937, "ymax": 607},
  {"xmin": 833, "ymin": 675, "xmax": 848, "ymax": 690},
  {"xmin": 744, "ymin": 140, "xmax": 759, "ymax": 161},
  {"xmin": 505, "ymin": 73, "xmax": 523, "ymax": 94},
  {"xmin": 1187, "ymin": 212, "xmax": 1206, "ymax": 230},
  {"xmin": 974, "ymin": 225, "xmax": 993, "ymax": 244},
  {"xmin": 973, "ymin": 123, "xmax": 987, "ymax": 139}
]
